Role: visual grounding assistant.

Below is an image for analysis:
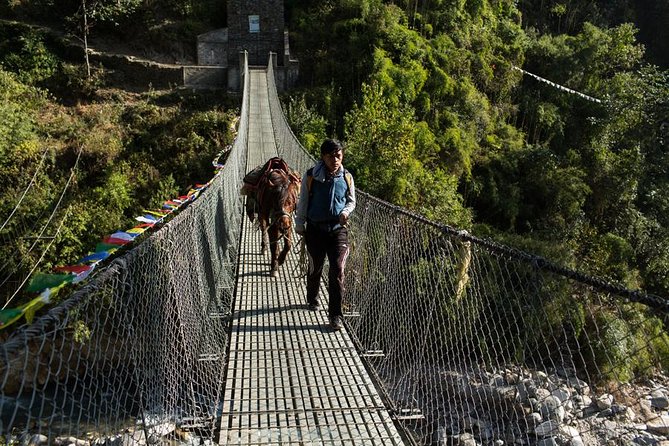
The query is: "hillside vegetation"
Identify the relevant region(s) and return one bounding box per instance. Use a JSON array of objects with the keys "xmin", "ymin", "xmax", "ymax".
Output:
[
  {"xmin": 0, "ymin": 0, "xmax": 667, "ymax": 347},
  {"xmin": 283, "ymin": 0, "xmax": 669, "ymax": 301},
  {"xmin": 0, "ymin": 2, "xmax": 235, "ymax": 308}
]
